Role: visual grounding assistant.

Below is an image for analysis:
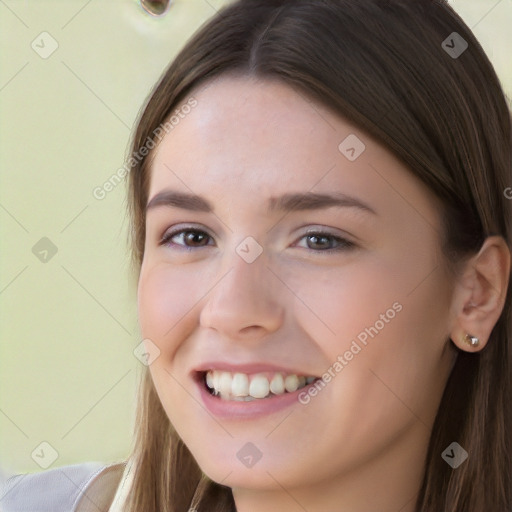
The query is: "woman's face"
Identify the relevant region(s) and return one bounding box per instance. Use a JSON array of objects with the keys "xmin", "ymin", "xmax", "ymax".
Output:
[{"xmin": 138, "ymin": 75, "xmax": 459, "ymax": 500}]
